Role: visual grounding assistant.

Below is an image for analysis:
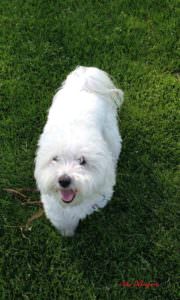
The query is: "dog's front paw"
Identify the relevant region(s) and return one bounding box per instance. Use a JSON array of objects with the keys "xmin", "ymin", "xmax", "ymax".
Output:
[
  {"xmin": 57, "ymin": 222, "xmax": 79, "ymax": 237},
  {"xmin": 60, "ymin": 228, "xmax": 76, "ymax": 237}
]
